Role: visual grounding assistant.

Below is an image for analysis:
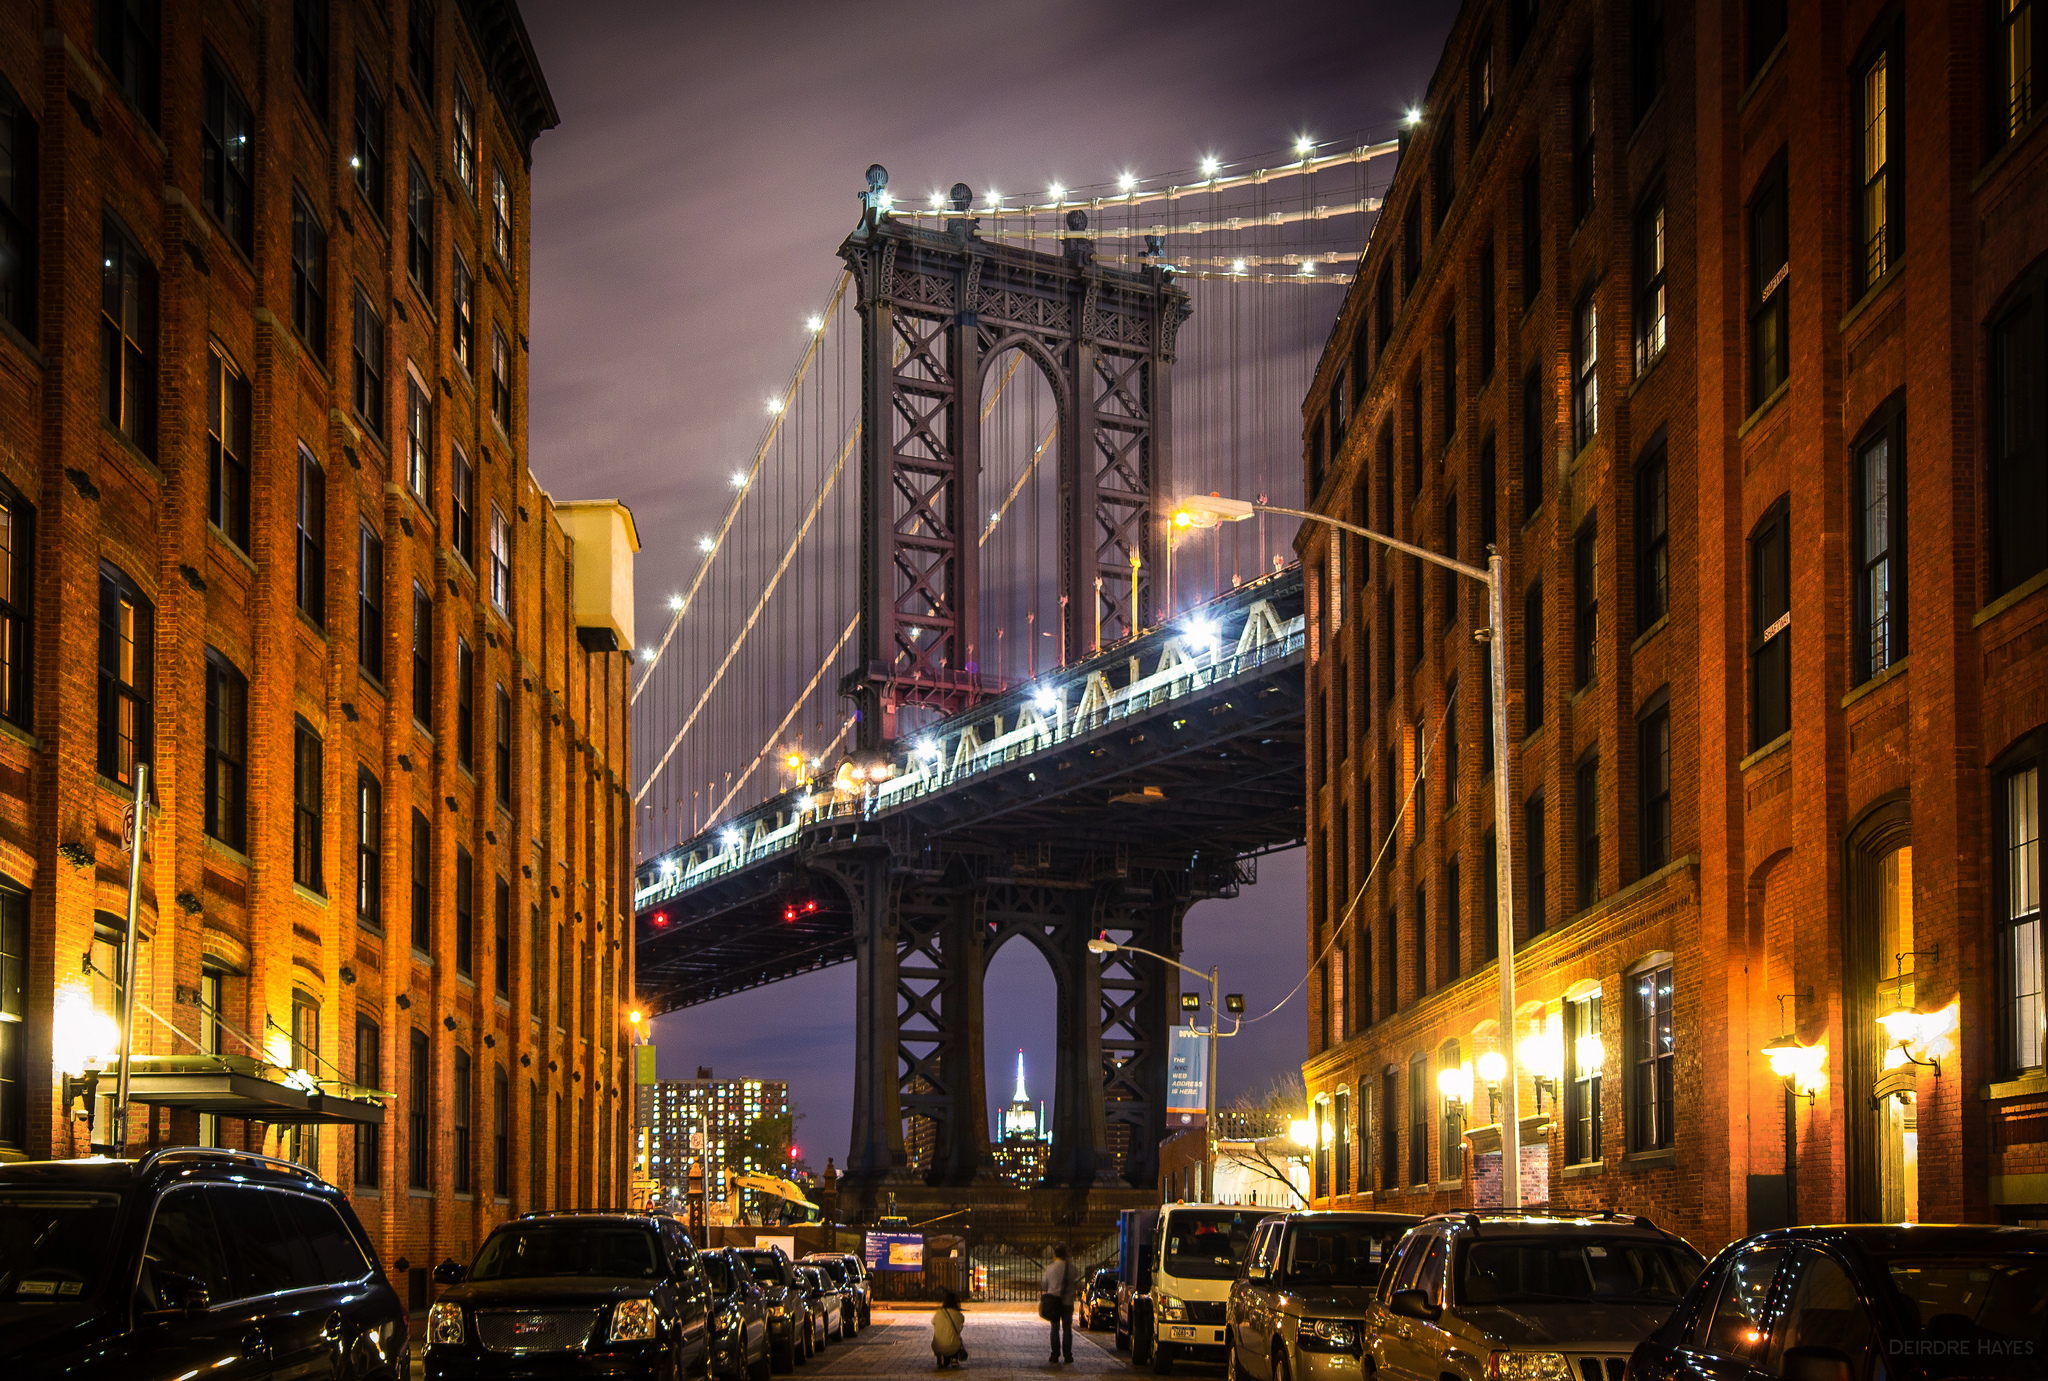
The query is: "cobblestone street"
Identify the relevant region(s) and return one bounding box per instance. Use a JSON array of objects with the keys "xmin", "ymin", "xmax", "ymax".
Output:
[{"xmin": 812, "ymin": 1306, "xmax": 1155, "ymax": 1379}]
